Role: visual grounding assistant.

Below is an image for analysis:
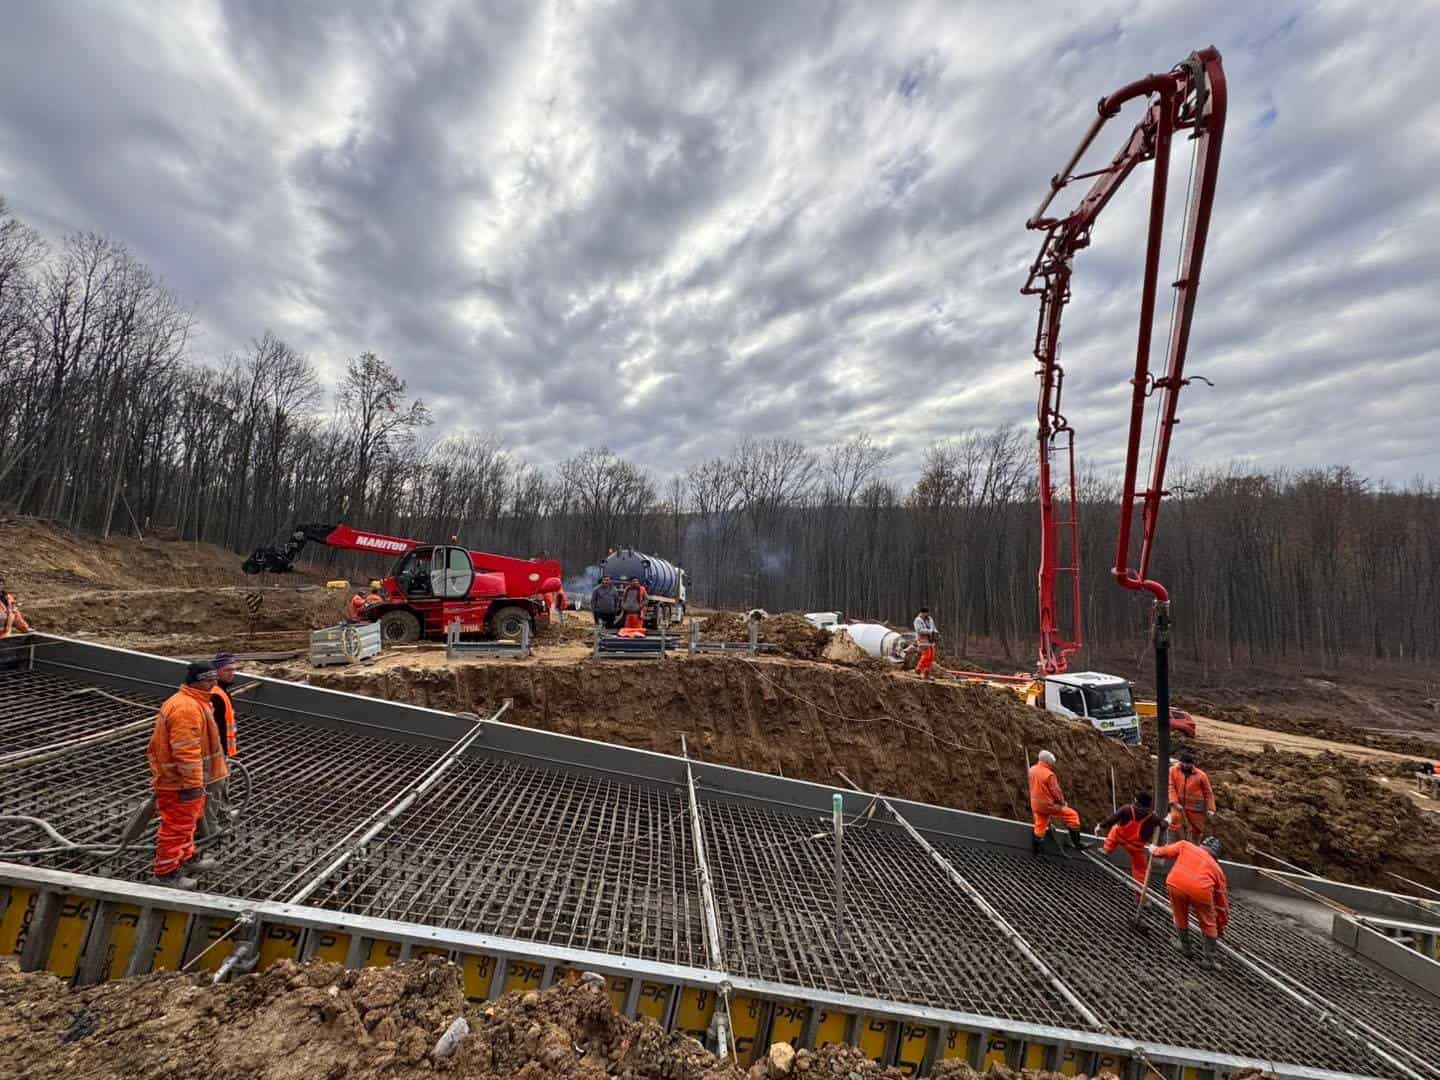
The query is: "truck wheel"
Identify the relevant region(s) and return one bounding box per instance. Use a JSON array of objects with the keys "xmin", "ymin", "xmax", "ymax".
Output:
[
  {"xmin": 378, "ymin": 610, "xmax": 421, "ymax": 644},
  {"xmin": 489, "ymin": 605, "xmax": 531, "ymax": 641}
]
